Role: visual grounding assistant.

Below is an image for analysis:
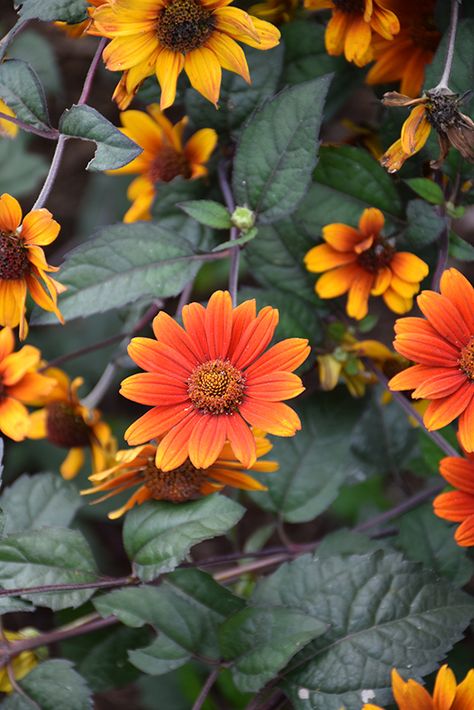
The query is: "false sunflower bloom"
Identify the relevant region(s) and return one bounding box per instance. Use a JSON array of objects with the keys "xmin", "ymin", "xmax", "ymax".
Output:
[
  {"xmin": 304, "ymin": 0, "xmax": 400, "ymax": 67},
  {"xmin": 434, "ymin": 450, "xmax": 474, "ymax": 548},
  {"xmin": 304, "ymin": 207, "xmax": 428, "ymax": 320},
  {"xmin": 0, "ymin": 100, "xmax": 18, "ymax": 139},
  {"xmin": 28, "ymin": 368, "xmax": 112, "ymax": 480},
  {"xmin": 82, "ymin": 431, "xmax": 277, "ymax": 518},
  {"xmin": 363, "ymin": 665, "xmax": 474, "ymax": 710},
  {"xmin": 0, "ymin": 194, "xmax": 64, "ymax": 340},
  {"xmin": 121, "ymin": 291, "xmax": 309, "ymax": 471},
  {"xmin": 389, "ymin": 268, "xmax": 474, "ymax": 454},
  {"xmin": 88, "ymin": 0, "xmax": 280, "ymax": 110},
  {"xmin": 109, "ymin": 105, "xmax": 217, "ymax": 222},
  {"xmin": 0, "ymin": 327, "xmax": 54, "ymax": 441},
  {"xmin": 0, "ymin": 629, "xmax": 41, "ymax": 694}
]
